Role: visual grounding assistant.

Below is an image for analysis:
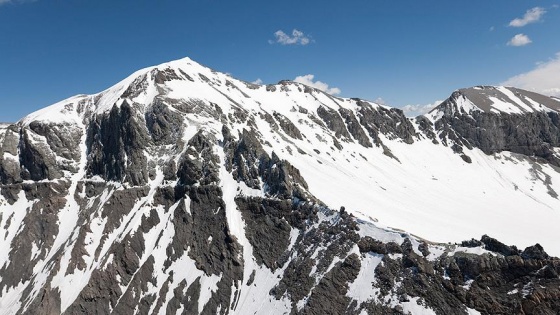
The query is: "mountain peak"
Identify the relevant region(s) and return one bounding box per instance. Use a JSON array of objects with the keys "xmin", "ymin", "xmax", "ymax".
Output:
[
  {"xmin": 3, "ymin": 56, "xmax": 560, "ymax": 314},
  {"xmin": 19, "ymin": 56, "xmax": 224, "ymax": 125},
  {"xmin": 429, "ymin": 86, "xmax": 560, "ymax": 118},
  {"xmin": 19, "ymin": 56, "xmax": 381, "ymax": 128}
]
